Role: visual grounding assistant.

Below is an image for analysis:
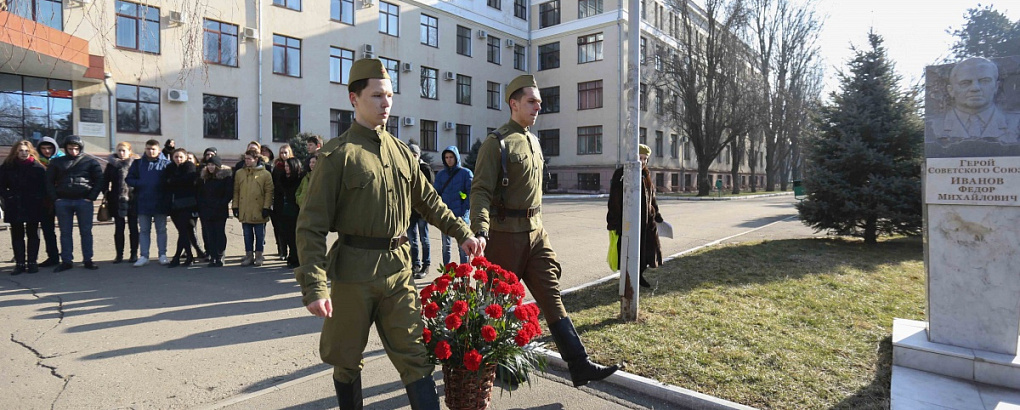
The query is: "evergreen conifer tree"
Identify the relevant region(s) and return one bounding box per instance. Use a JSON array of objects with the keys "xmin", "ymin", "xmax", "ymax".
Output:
[{"xmin": 796, "ymin": 32, "xmax": 923, "ymax": 244}]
